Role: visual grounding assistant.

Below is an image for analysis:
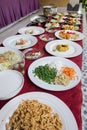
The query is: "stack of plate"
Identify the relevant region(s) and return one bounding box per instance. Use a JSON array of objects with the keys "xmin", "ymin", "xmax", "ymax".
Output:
[{"xmin": 0, "ymin": 70, "xmax": 24, "ymax": 100}]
